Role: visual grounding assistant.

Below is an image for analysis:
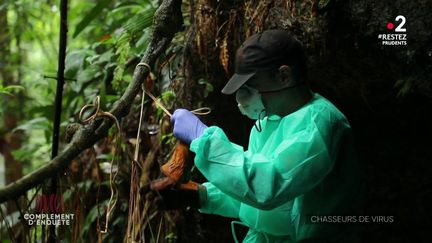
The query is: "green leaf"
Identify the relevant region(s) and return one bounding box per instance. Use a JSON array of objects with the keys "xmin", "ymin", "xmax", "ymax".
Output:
[
  {"xmin": 112, "ymin": 215, "xmax": 125, "ymax": 227},
  {"xmin": 11, "ymin": 147, "xmax": 37, "ymax": 161},
  {"xmin": 394, "ymin": 78, "xmax": 414, "ymax": 97},
  {"xmin": 198, "ymin": 78, "xmax": 214, "ymax": 97},
  {"xmin": 135, "ymin": 29, "xmax": 151, "ymax": 52},
  {"xmin": 123, "ymin": 9, "xmax": 155, "ymax": 37},
  {"xmin": 28, "ymin": 104, "xmax": 54, "ymax": 119},
  {"xmin": 4, "ymin": 85, "xmax": 24, "ymax": 92},
  {"xmin": 112, "ymin": 1, "xmax": 143, "ymax": 13},
  {"xmin": 165, "ymin": 232, "xmax": 177, "ymax": 242},
  {"xmin": 78, "ymin": 179, "xmax": 94, "ymax": 193},
  {"xmin": 161, "ymin": 90, "xmax": 176, "ymax": 108},
  {"xmin": 12, "ymin": 117, "xmax": 51, "ymax": 133},
  {"xmin": 0, "ymin": 3, "xmax": 7, "ymax": 12},
  {"xmin": 62, "ymin": 190, "xmax": 72, "ymax": 202},
  {"xmin": 95, "ymin": 50, "xmax": 114, "ymax": 65},
  {"xmin": 96, "ymin": 154, "xmax": 112, "ymax": 160},
  {"xmin": 0, "ymin": 90, "xmax": 12, "ymax": 95},
  {"xmin": 77, "ymin": 66, "xmax": 102, "ymax": 83},
  {"xmin": 73, "ymin": 0, "xmax": 112, "ymax": 38},
  {"xmin": 65, "ymin": 50, "xmax": 91, "ymax": 78},
  {"xmin": 81, "ymin": 202, "xmax": 103, "ymax": 236},
  {"xmin": 0, "ymin": 84, "xmax": 24, "ymax": 96},
  {"xmin": 112, "ymin": 34, "xmax": 131, "ymax": 91}
]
